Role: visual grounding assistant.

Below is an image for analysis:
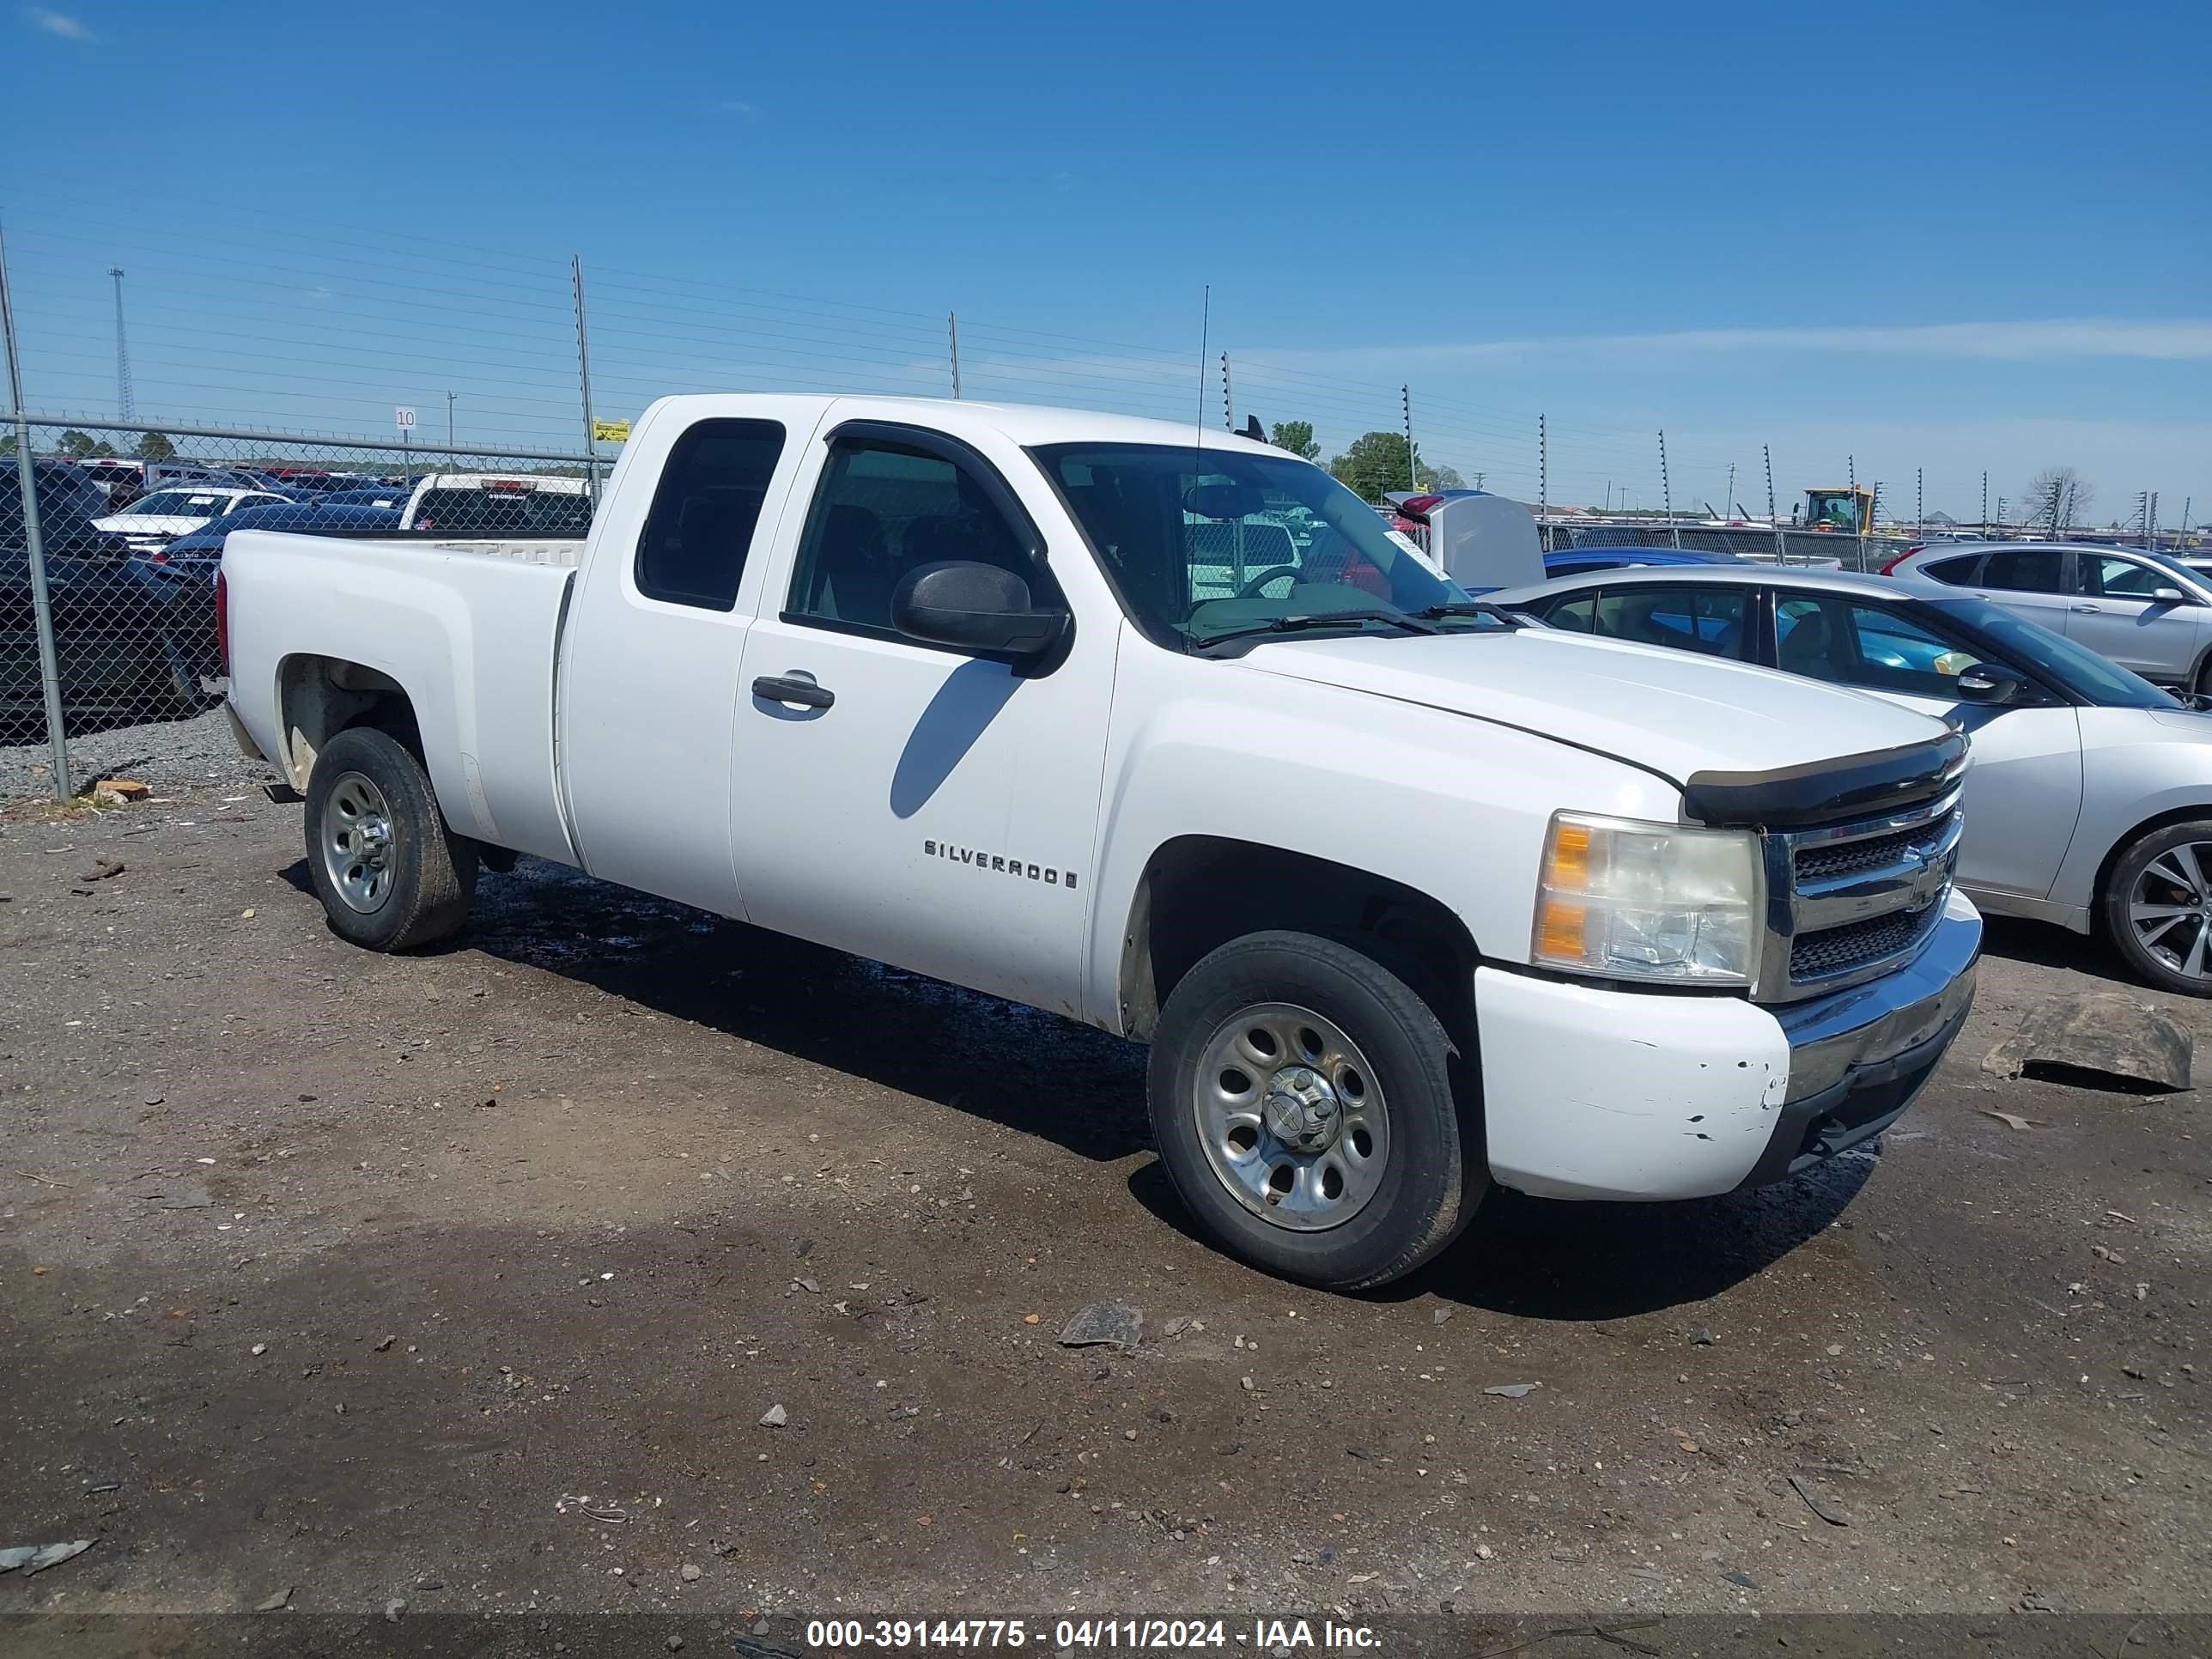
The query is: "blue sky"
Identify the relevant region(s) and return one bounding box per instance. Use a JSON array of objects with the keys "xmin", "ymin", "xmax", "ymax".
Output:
[{"xmin": 5, "ymin": 0, "xmax": 2208, "ymax": 523}]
